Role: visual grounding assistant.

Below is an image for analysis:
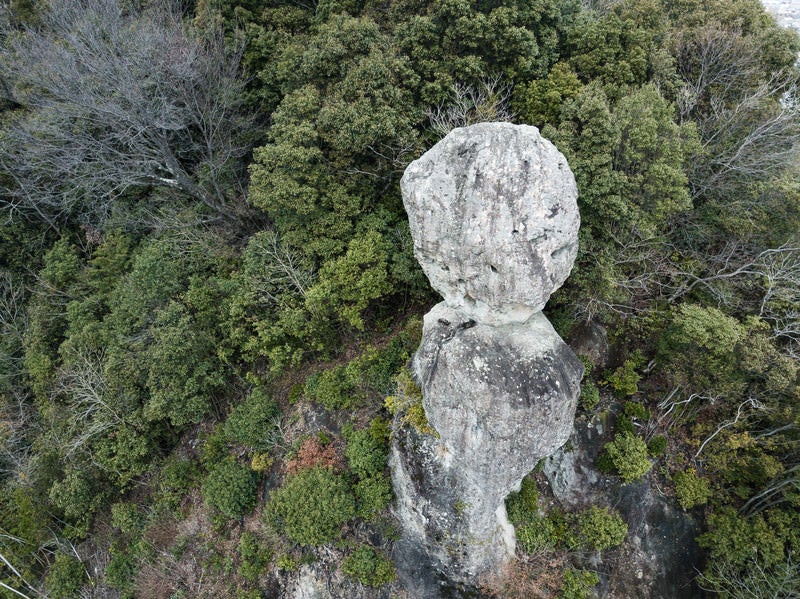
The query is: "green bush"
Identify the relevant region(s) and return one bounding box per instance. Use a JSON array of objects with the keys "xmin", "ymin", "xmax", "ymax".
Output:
[
  {"xmin": 560, "ymin": 568, "xmax": 600, "ymax": 599},
  {"xmin": 580, "ymin": 381, "xmax": 601, "ymax": 411},
  {"xmin": 506, "ymin": 475, "xmax": 539, "ymax": 525},
  {"xmin": 155, "ymin": 456, "xmax": 201, "ymax": 515},
  {"xmin": 202, "ymin": 459, "xmax": 258, "ymax": 520},
  {"xmin": 305, "ymin": 366, "xmax": 358, "ymax": 410},
  {"xmin": 46, "ymin": 552, "xmax": 85, "ymax": 599},
  {"xmin": 607, "ymin": 358, "xmax": 641, "ymax": 397},
  {"xmin": 354, "ymin": 475, "xmax": 393, "ymax": 520},
  {"xmin": 345, "ymin": 424, "xmax": 389, "ymax": 479},
  {"xmin": 673, "ymin": 468, "xmax": 712, "ymax": 510},
  {"xmin": 110, "ymin": 502, "xmax": 144, "ymax": 536},
  {"xmin": 568, "ymin": 506, "xmax": 628, "ymax": 551},
  {"xmin": 224, "ymin": 387, "xmax": 281, "ymax": 450},
  {"xmin": 647, "ymin": 435, "xmax": 667, "ymax": 457},
  {"xmin": 698, "ymin": 508, "xmax": 787, "ymax": 570},
  {"xmin": 266, "ymin": 466, "xmax": 355, "ymax": 546},
  {"xmin": 516, "ymin": 516, "xmax": 558, "ymax": 554},
  {"xmin": 603, "ymin": 432, "xmax": 652, "ymax": 483},
  {"xmin": 342, "ymin": 545, "xmax": 396, "ymax": 586},
  {"xmin": 238, "ymin": 531, "xmax": 272, "ymax": 582},
  {"xmin": 105, "ymin": 548, "xmax": 137, "ymax": 593}
]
